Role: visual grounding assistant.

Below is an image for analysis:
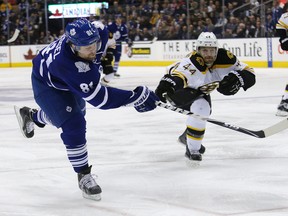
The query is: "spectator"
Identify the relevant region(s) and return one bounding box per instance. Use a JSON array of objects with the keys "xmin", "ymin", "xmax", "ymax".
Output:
[
  {"xmin": 188, "ymin": 24, "xmax": 199, "ymax": 39},
  {"xmin": 130, "ymin": 28, "xmax": 142, "ymax": 41},
  {"xmin": 150, "ymin": 10, "xmax": 160, "ymax": 27},
  {"xmin": 205, "ymin": 17, "xmax": 215, "ymax": 32},
  {"xmin": 235, "ymin": 22, "xmax": 246, "ymax": 38},
  {"xmin": 266, "ymin": 14, "xmax": 275, "ymax": 37},
  {"xmin": 141, "ymin": 27, "xmax": 154, "ymax": 41},
  {"xmin": 0, "ymin": 0, "xmax": 285, "ymax": 45},
  {"xmin": 253, "ymin": 20, "xmax": 265, "ymax": 37},
  {"xmin": 214, "ymin": 12, "xmax": 228, "ymax": 37},
  {"xmin": 0, "ymin": 0, "xmax": 12, "ymax": 14},
  {"xmin": 223, "ymin": 28, "xmax": 234, "ymax": 38},
  {"xmin": 177, "ymin": 25, "xmax": 188, "ymax": 40},
  {"xmin": 225, "ymin": 16, "xmax": 237, "ymax": 35}
]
